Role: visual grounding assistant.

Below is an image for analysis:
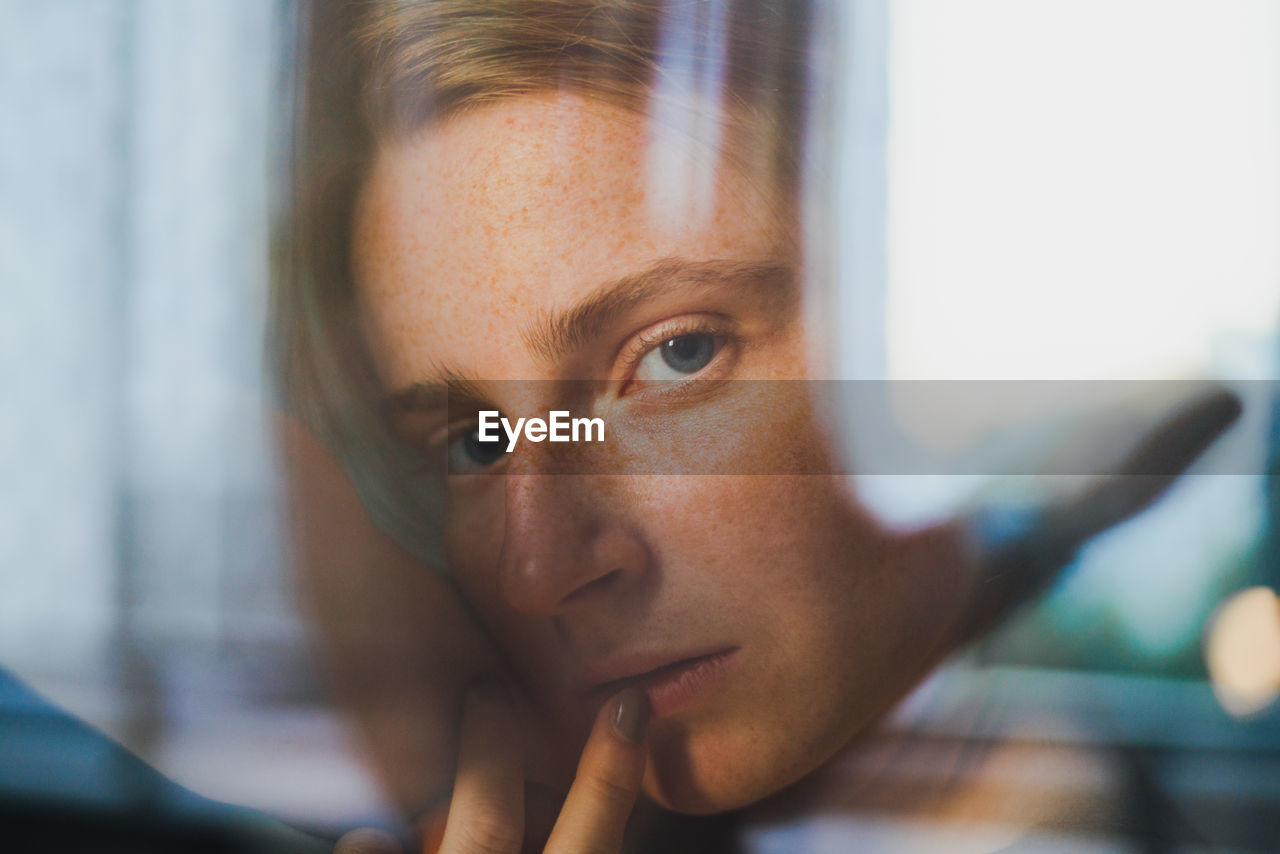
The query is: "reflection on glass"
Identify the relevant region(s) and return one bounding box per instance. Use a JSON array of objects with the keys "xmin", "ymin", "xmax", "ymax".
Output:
[{"xmin": 0, "ymin": 2, "xmax": 1277, "ymax": 852}]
